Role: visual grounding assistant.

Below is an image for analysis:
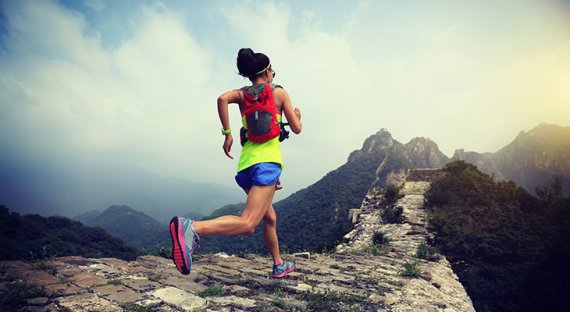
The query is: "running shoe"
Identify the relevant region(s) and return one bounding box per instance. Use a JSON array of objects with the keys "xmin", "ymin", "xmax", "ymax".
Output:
[
  {"xmin": 169, "ymin": 216, "xmax": 200, "ymax": 275},
  {"xmin": 272, "ymin": 259, "xmax": 296, "ymax": 278}
]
